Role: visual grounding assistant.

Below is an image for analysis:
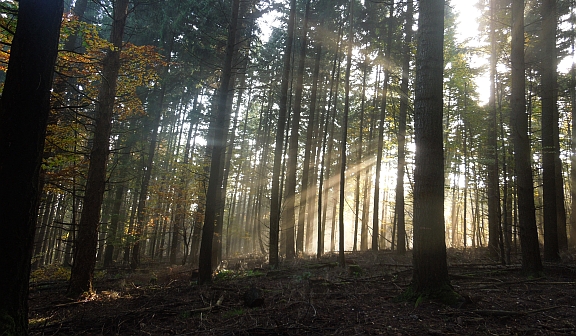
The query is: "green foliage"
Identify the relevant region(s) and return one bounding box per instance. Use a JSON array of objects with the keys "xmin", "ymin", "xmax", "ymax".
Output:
[
  {"xmin": 348, "ymin": 264, "xmax": 362, "ymax": 276},
  {"xmin": 178, "ymin": 310, "xmax": 193, "ymax": 319},
  {"xmin": 223, "ymin": 308, "xmax": 245, "ymax": 318},
  {"xmin": 398, "ymin": 284, "xmax": 463, "ymax": 308},
  {"xmin": 30, "ymin": 265, "xmax": 71, "ymax": 282},
  {"xmin": 214, "ymin": 269, "xmax": 237, "ymax": 281},
  {"xmin": 245, "ymin": 269, "xmax": 265, "ymax": 277},
  {"xmin": 295, "ymin": 271, "xmax": 312, "ymax": 281},
  {"xmin": 0, "ymin": 310, "xmax": 17, "ymax": 336}
]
